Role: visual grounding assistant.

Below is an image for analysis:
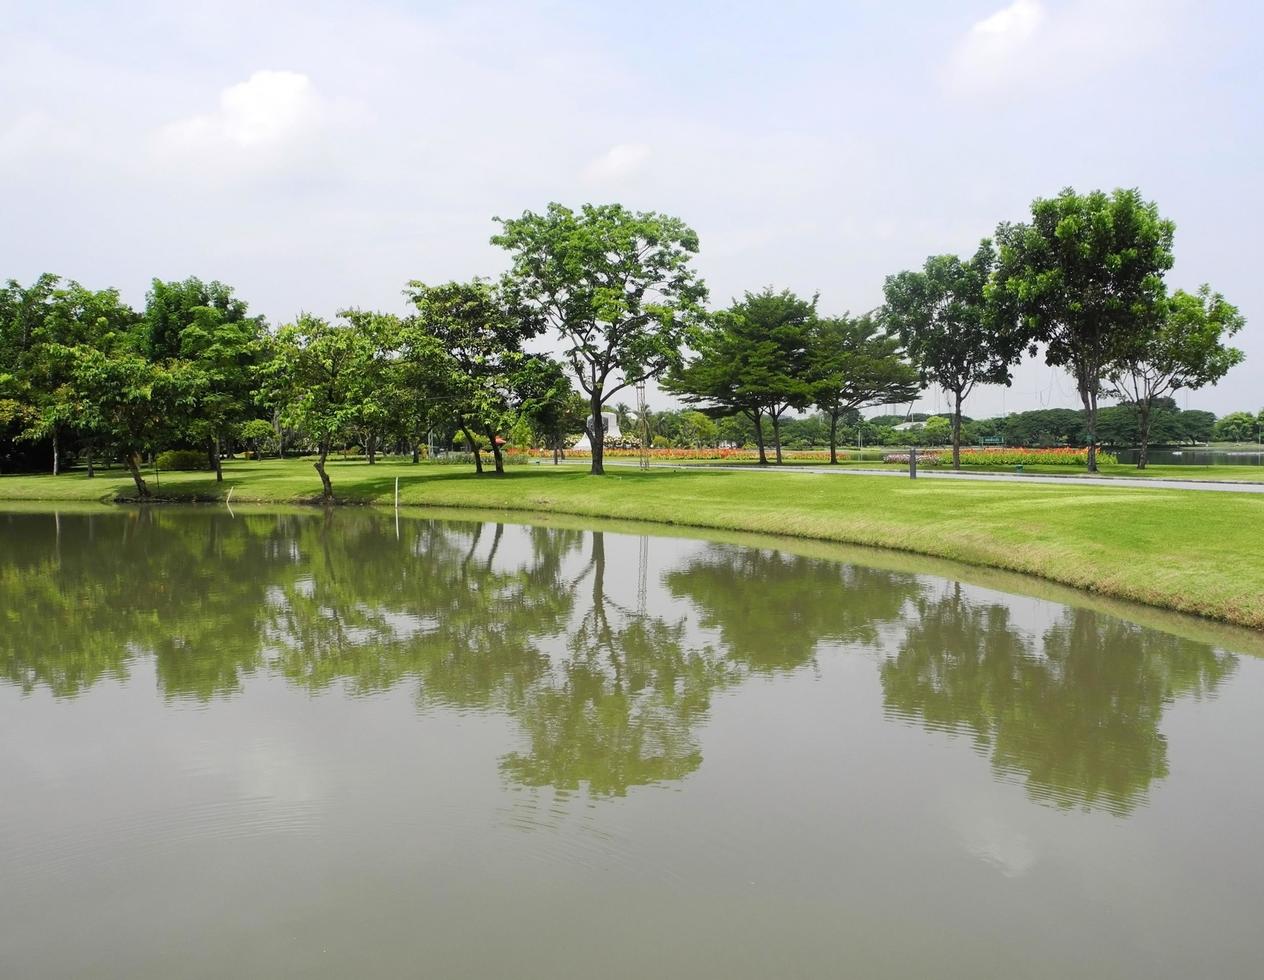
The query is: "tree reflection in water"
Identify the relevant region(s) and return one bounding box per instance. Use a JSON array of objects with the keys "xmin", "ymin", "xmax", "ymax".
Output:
[
  {"xmin": 501, "ymin": 532, "xmax": 739, "ymax": 795},
  {"xmin": 880, "ymin": 583, "xmax": 1237, "ymax": 815},
  {"xmin": 0, "ymin": 511, "xmax": 1241, "ymax": 811},
  {"xmin": 664, "ymin": 543, "xmax": 920, "ymax": 671}
]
